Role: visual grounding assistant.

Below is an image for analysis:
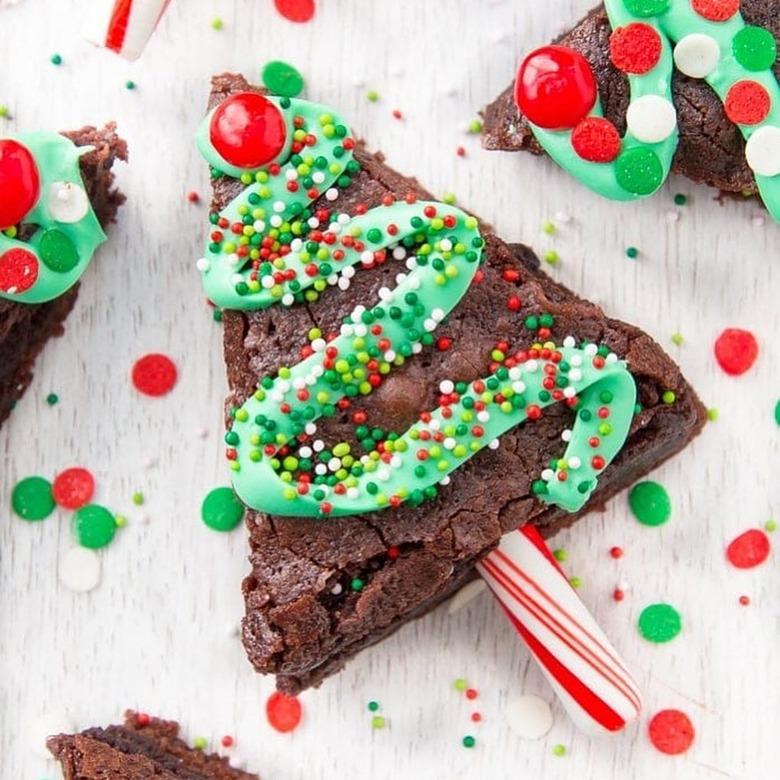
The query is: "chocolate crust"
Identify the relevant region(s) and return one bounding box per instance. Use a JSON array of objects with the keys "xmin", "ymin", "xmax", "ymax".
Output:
[
  {"xmin": 209, "ymin": 73, "xmax": 707, "ymax": 693},
  {"xmin": 47, "ymin": 711, "xmax": 258, "ymax": 780},
  {"xmin": 482, "ymin": 0, "xmax": 780, "ymax": 197},
  {"xmin": 0, "ymin": 123, "xmax": 127, "ymax": 426}
]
